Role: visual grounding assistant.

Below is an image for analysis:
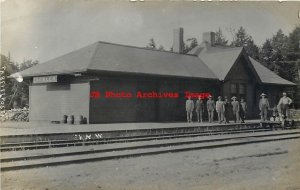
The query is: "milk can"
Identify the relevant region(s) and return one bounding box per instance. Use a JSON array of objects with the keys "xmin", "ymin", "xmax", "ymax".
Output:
[
  {"xmin": 74, "ymin": 115, "xmax": 83, "ymax": 125},
  {"xmin": 67, "ymin": 115, "xmax": 74, "ymax": 124},
  {"xmin": 62, "ymin": 115, "xmax": 67, "ymax": 124}
]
